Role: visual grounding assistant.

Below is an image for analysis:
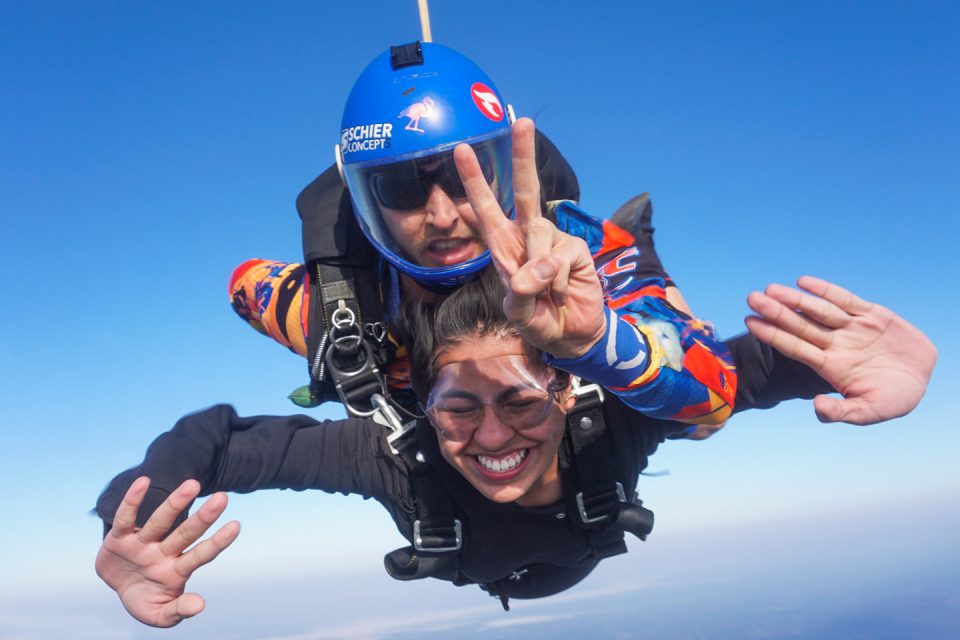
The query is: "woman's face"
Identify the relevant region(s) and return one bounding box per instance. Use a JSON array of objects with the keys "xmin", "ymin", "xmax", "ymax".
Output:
[{"xmin": 427, "ymin": 334, "xmax": 573, "ymax": 506}]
